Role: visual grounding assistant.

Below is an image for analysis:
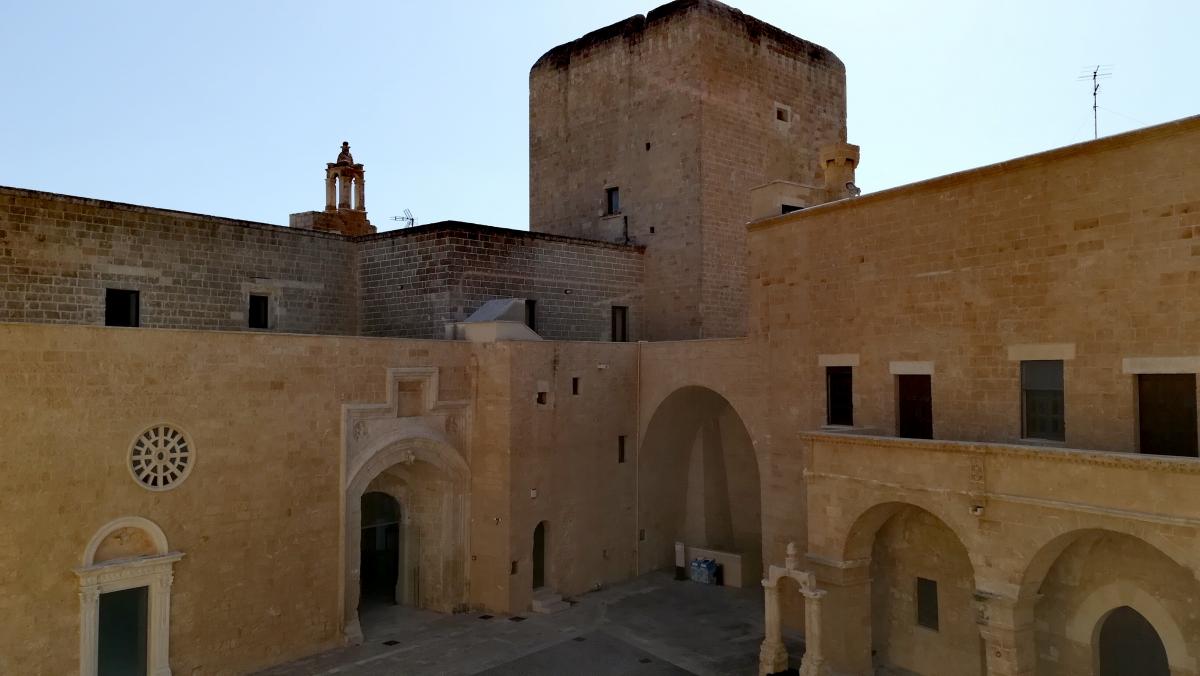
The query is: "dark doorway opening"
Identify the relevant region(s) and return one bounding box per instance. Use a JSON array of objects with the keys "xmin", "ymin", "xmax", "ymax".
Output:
[
  {"xmin": 826, "ymin": 366, "xmax": 853, "ymax": 426},
  {"xmin": 360, "ymin": 491, "xmax": 401, "ymax": 606},
  {"xmin": 1138, "ymin": 373, "xmax": 1198, "ymax": 457},
  {"xmin": 98, "ymin": 586, "xmax": 148, "ymax": 676},
  {"xmin": 896, "ymin": 374, "xmax": 933, "ymax": 439},
  {"xmin": 1097, "ymin": 606, "xmax": 1169, "ymax": 676},
  {"xmin": 532, "ymin": 521, "xmax": 547, "ymax": 589}
]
